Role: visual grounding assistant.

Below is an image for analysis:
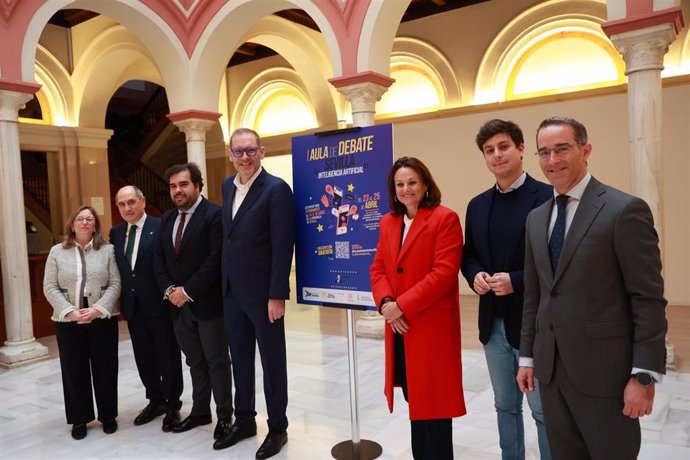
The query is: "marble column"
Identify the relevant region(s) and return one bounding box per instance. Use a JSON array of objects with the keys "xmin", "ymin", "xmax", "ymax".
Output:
[
  {"xmin": 608, "ymin": 20, "xmax": 680, "ymax": 370},
  {"xmin": 609, "ymin": 23, "xmax": 678, "ymax": 249},
  {"xmin": 0, "ymin": 89, "xmax": 49, "ymax": 367},
  {"xmin": 331, "ymin": 74, "xmax": 394, "ymax": 339},
  {"xmin": 335, "ymin": 81, "xmax": 391, "ymax": 128},
  {"xmin": 168, "ymin": 112, "xmax": 220, "ymax": 196}
]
